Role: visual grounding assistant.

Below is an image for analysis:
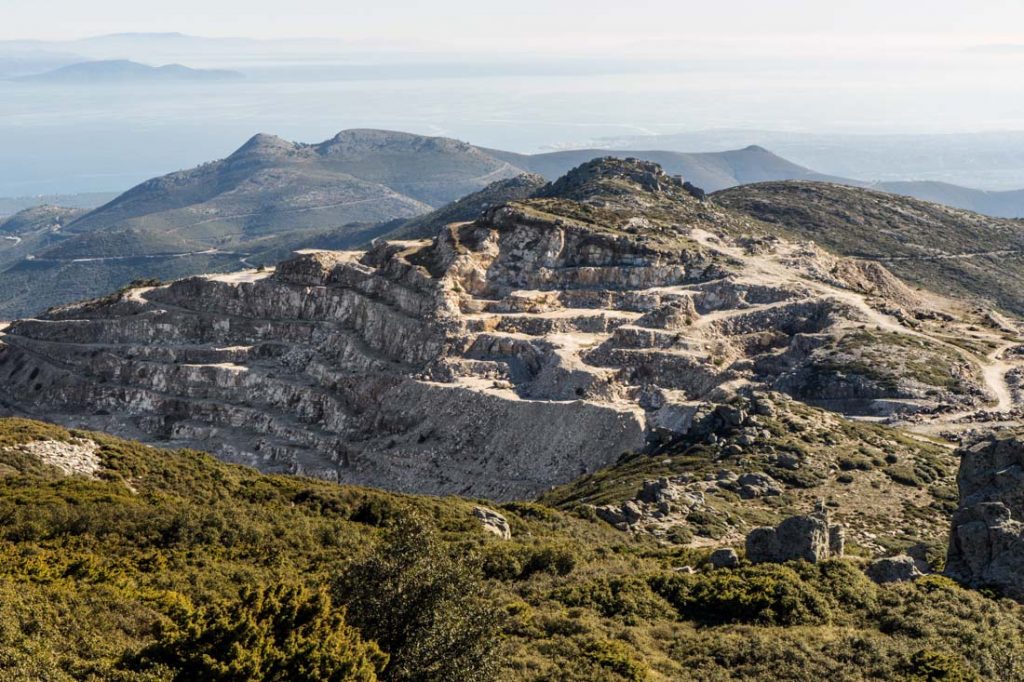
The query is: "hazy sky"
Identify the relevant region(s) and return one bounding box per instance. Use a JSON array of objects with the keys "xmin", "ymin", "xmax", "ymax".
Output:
[{"xmin": 4, "ymin": 0, "xmax": 1024, "ymax": 54}]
